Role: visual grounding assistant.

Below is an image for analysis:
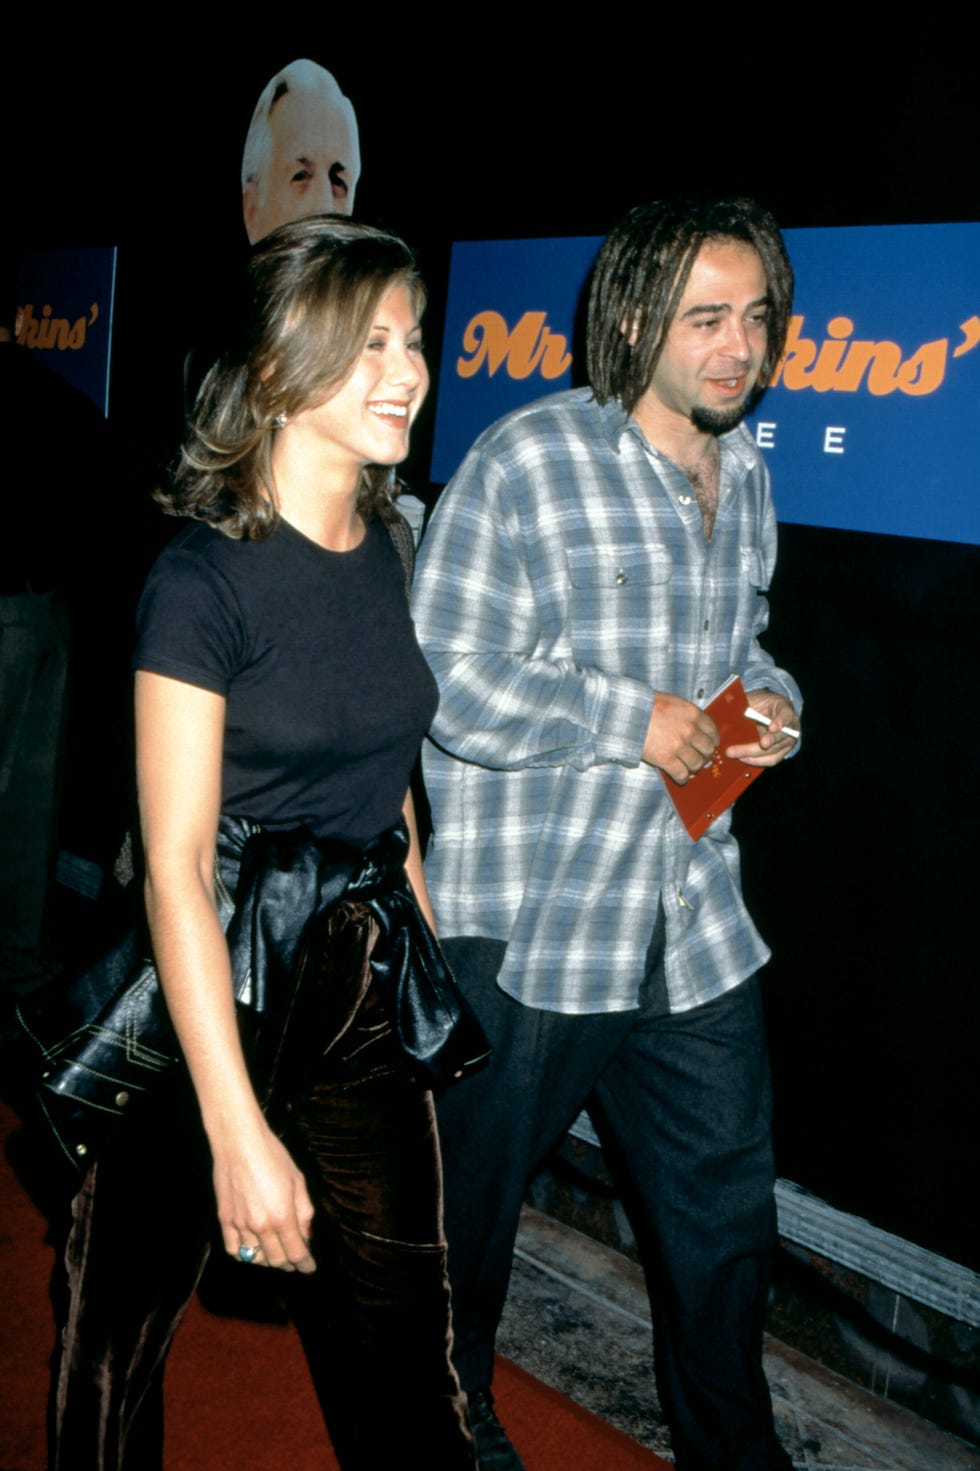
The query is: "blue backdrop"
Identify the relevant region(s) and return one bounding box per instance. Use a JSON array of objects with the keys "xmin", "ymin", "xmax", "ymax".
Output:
[
  {"xmin": 432, "ymin": 225, "xmax": 980, "ymax": 547},
  {"xmin": 14, "ymin": 248, "xmax": 117, "ymax": 416}
]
